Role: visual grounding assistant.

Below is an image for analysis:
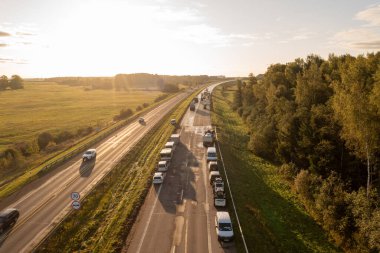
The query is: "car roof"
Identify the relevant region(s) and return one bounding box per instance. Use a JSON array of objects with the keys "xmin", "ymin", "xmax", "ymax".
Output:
[
  {"xmin": 160, "ymin": 148, "xmax": 172, "ymax": 154},
  {"xmin": 209, "ymin": 161, "xmax": 218, "ymax": 165},
  {"xmin": 0, "ymin": 208, "xmax": 18, "ymax": 216},
  {"xmin": 87, "ymin": 149, "xmax": 96, "ymax": 152},
  {"xmin": 154, "ymin": 172, "xmax": 163, "ymax": 176},
  {"xmin": 165, "ymin": 141, "xmax": 175, "ymax": 145},
  {"xmin": 158, "ymin": 161, "xmax": 168, "ymax": 165},
  {"xmin": 170, "ymin": 134, "xmax": 180, "ymax": 138},
  {"xmin": 216, "ymin": 211, "xmax": 231, "ymax": 222},
  {"xmin": 210, "ymin": 171, "xmax": 220, "ymax": 176},
  {"xmin": 207, "ymin": 147, "xmax": 216, "ymax": 152}
]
